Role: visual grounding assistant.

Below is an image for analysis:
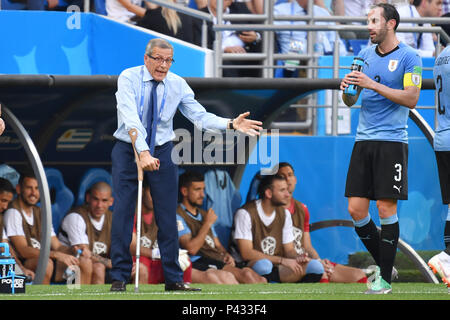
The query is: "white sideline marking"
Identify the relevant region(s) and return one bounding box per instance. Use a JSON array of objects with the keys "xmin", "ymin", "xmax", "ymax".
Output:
[{"xmin": 13, "ymin": 288, "xmax": 447, "ymax": 298}]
